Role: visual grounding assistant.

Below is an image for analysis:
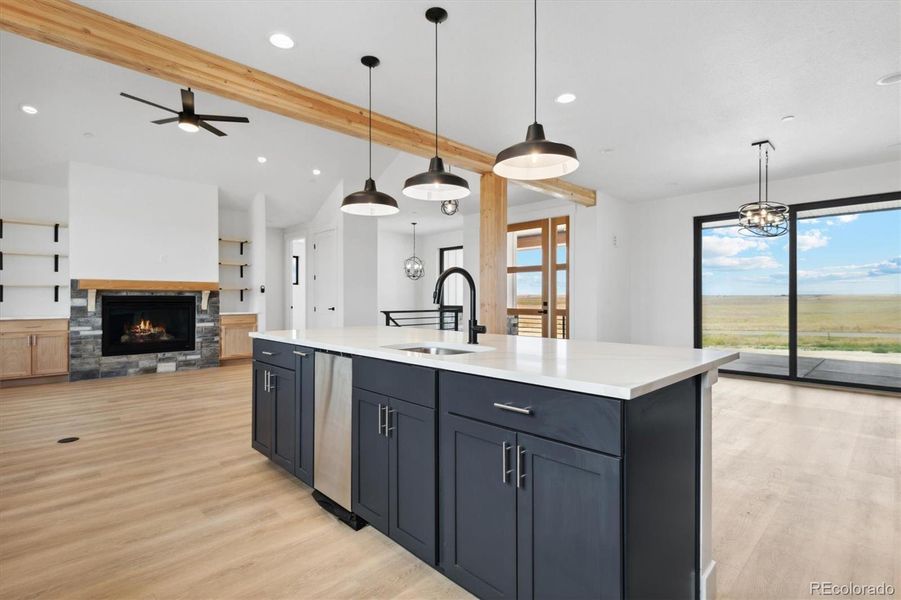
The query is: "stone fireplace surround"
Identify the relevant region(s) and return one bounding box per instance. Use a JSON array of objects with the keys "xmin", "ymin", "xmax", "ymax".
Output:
[{"xmin": 69, "ymin": 281, "xmax": 219, "ymax": 380}]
